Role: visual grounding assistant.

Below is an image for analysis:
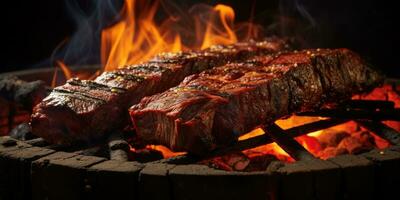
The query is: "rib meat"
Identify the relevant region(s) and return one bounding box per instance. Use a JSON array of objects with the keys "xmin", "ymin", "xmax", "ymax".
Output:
[
  {"xmin": 31, "ymin": 38, "xmax": 289, "ymax": 144},
  {"xmin": 129, "ymin": 49, "xmax": 382, "ymax": 155}
]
